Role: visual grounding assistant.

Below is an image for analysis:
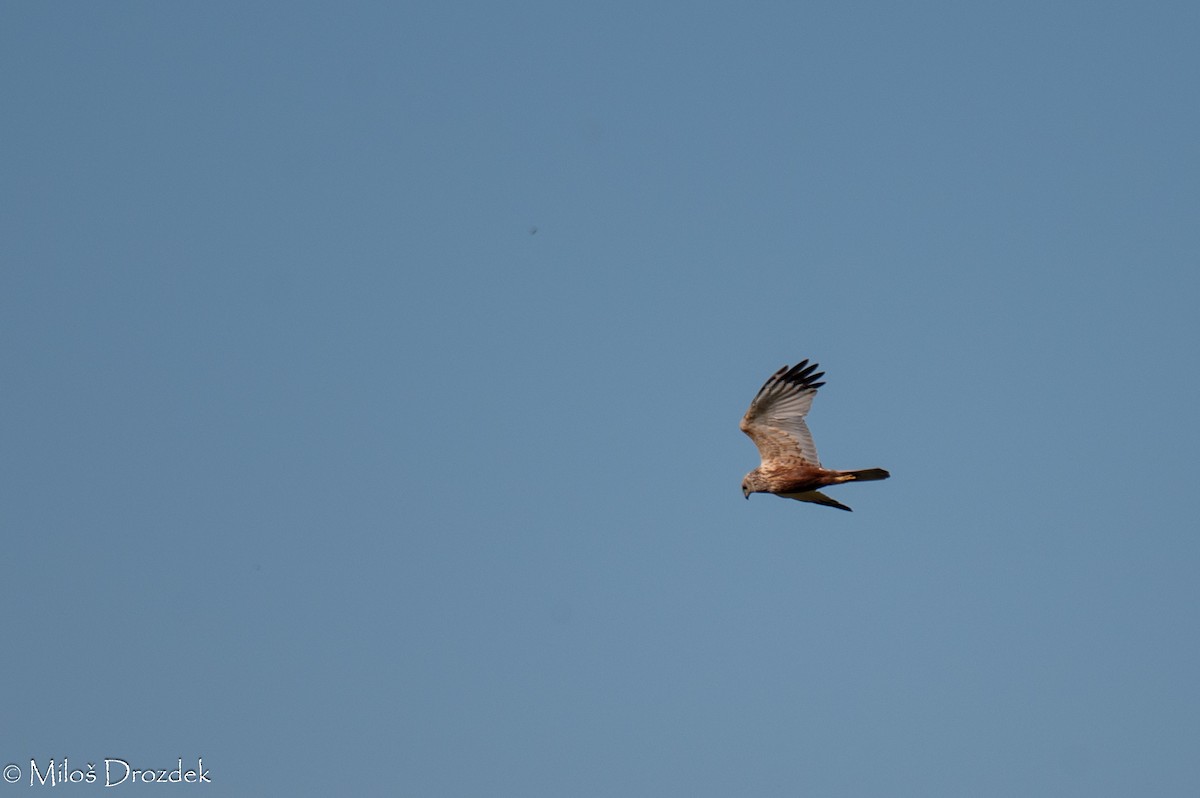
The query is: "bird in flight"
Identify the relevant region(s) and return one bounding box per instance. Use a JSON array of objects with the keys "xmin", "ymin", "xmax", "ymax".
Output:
[{"xmin": 740, "ymin": 359, "xmax": 889, "ymax": 511}]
